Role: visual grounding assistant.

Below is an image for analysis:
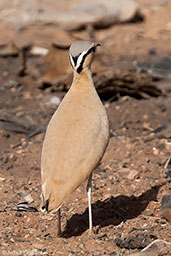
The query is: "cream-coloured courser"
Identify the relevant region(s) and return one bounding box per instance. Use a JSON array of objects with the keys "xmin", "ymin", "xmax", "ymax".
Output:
[{"xmin": 40, "ymin": 41, "xmax": 109, "ymax": 235}]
